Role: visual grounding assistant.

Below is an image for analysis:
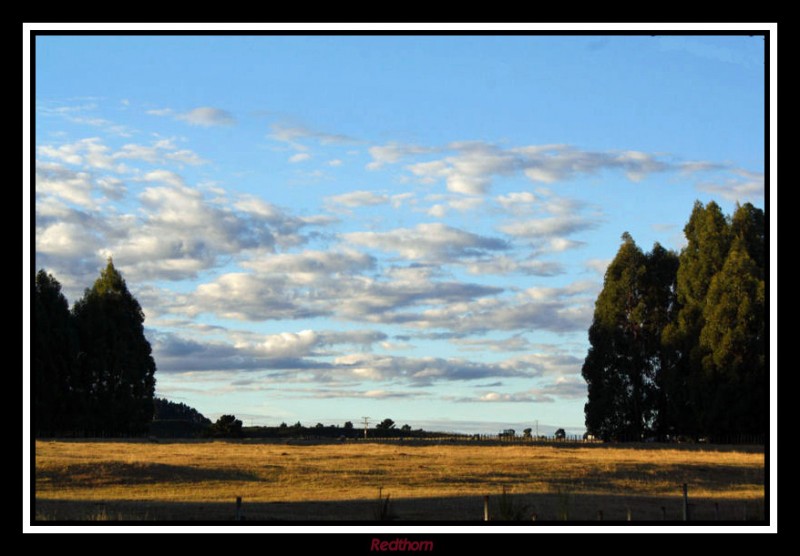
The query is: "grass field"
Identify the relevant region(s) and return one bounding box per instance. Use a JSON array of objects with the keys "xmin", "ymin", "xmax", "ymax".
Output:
[{"xmin": 34, "ymin": 439, "xmax": 765, "ymax": 522}]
